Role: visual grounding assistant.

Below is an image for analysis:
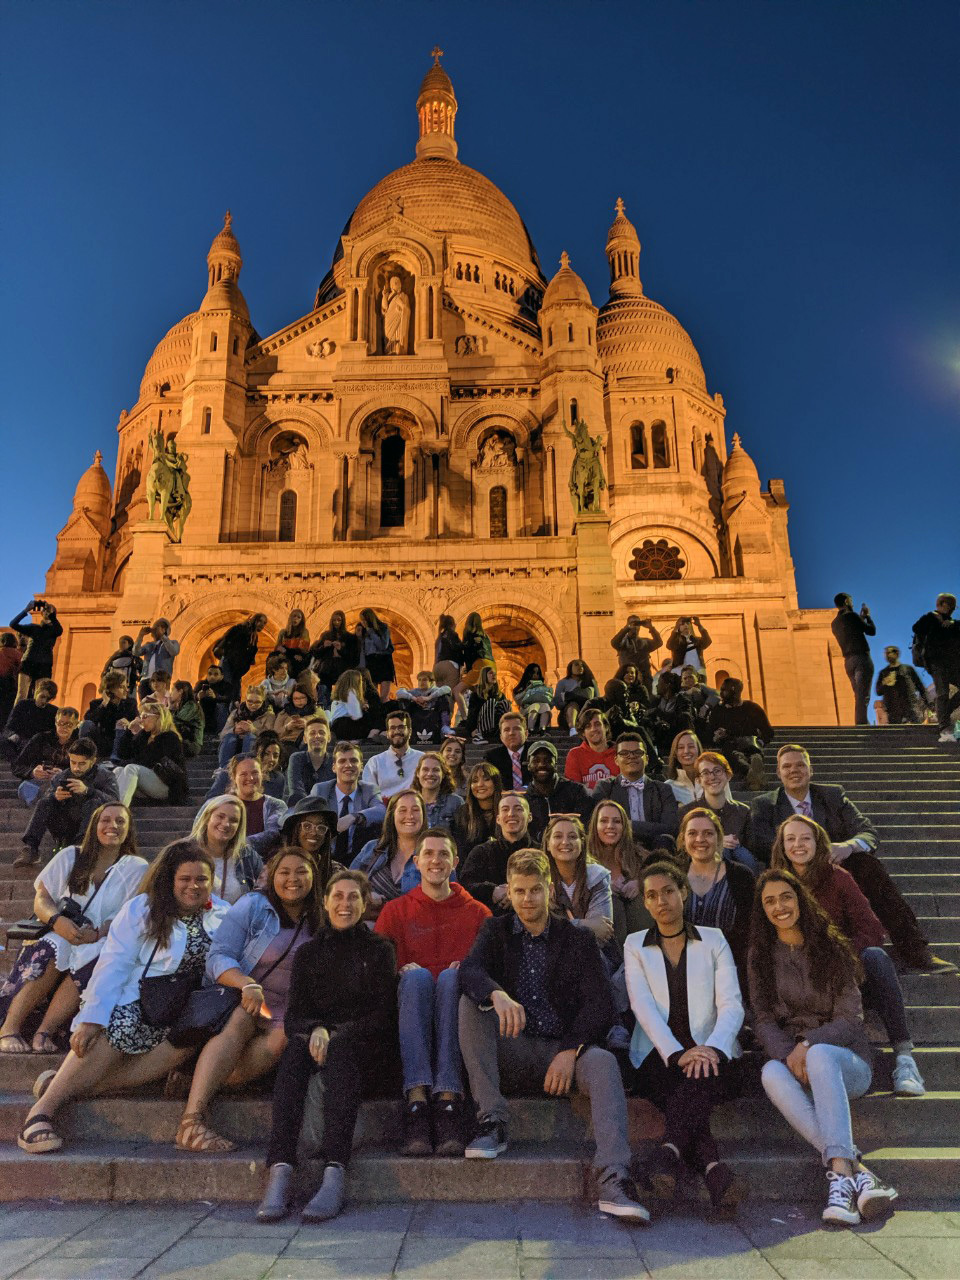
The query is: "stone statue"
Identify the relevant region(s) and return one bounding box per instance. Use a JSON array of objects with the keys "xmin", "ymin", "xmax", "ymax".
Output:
[
  {"xmin": 380, "ymin": 275, "xmax": 411, "ymax": 355},
  {"xmin": 563, "ymin": 416, "xmax": 607, "ymax": 514},
  {"xmin": 146, "ymin": 427, "xmax": 192, "ymax": 541},
  {"xmin": 478, "ymin": 431, "xmax": 516, "ymax": 470}
]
